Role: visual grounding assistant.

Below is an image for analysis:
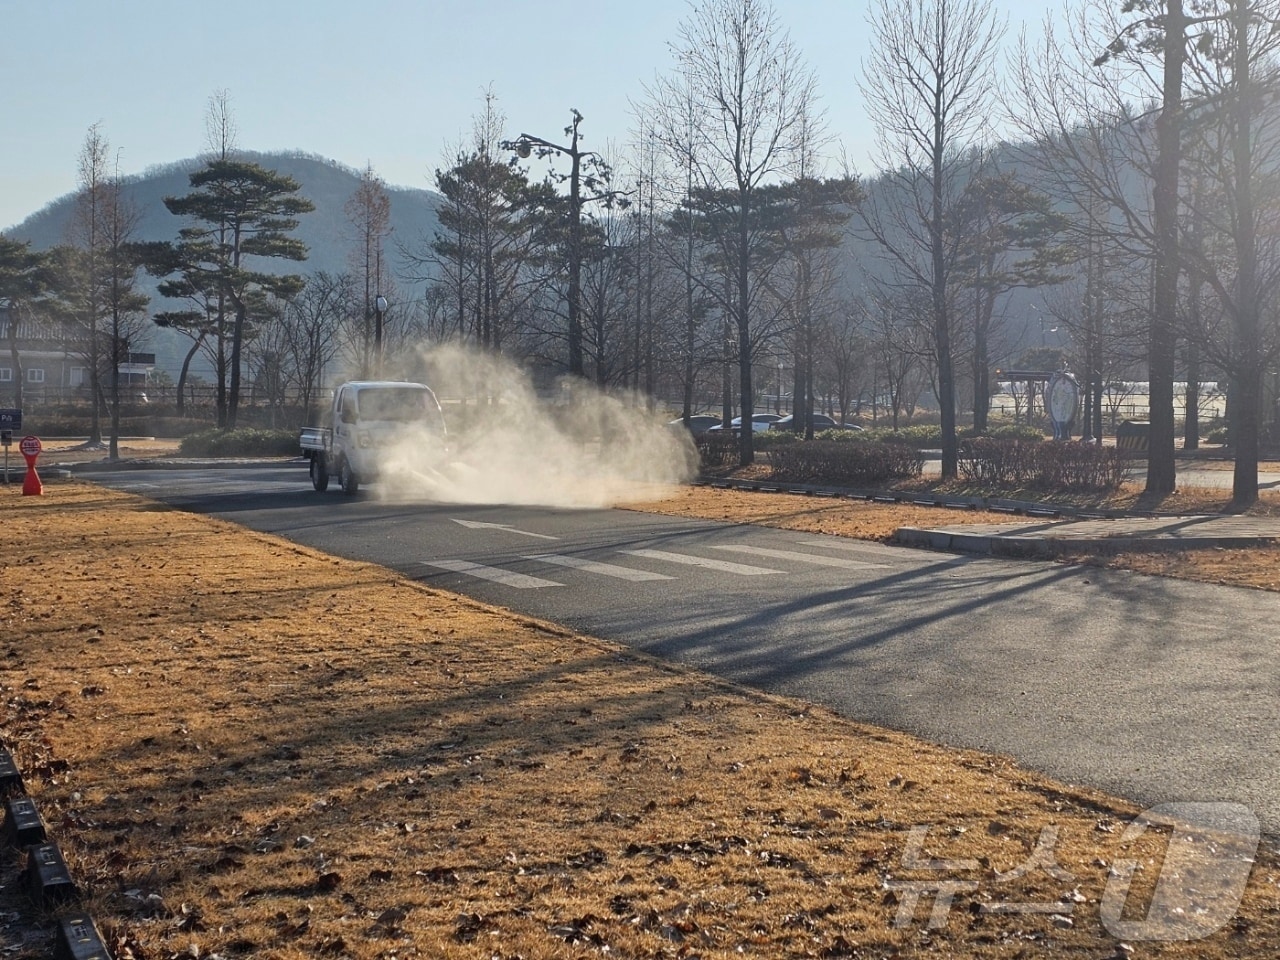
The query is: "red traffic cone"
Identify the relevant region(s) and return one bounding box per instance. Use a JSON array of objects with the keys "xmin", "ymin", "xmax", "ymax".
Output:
[
  {"xmin": 20, "ymin": 436, "xmax": 42, "ymax": 496},
  {"xmin": 22, "ymin": 461, "xmax": 41, "ymax": 496}
]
